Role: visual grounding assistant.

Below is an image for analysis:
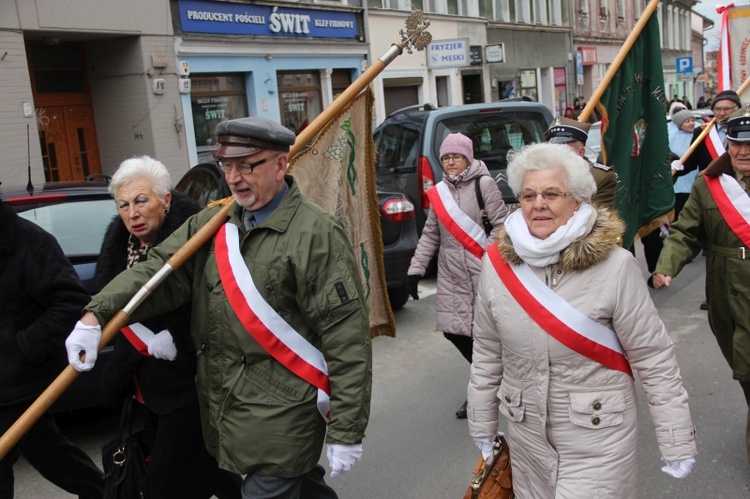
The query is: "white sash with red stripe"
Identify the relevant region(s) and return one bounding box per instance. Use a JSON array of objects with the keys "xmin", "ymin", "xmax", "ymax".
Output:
[
  {"xmin": 487, "ymin": 245, "xmax": 632, "ymax": 376},
  {"xmin": 704, "ymin": 125, "xmax": 726, "ymax": 160},
  {"xmin": 705, "ymin": 174, "xmax": 750, "ymax": 248},
  {"xmin": 121, "ymin": 323, "xmax": 155, "ymax": 357},
  {"xmin": 426, "ymin": 182, "xmax": 488, "ymax": 259},
  {"xmin": 215, "ymin": 223, "xmax": 331, "ymax": 421}
]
